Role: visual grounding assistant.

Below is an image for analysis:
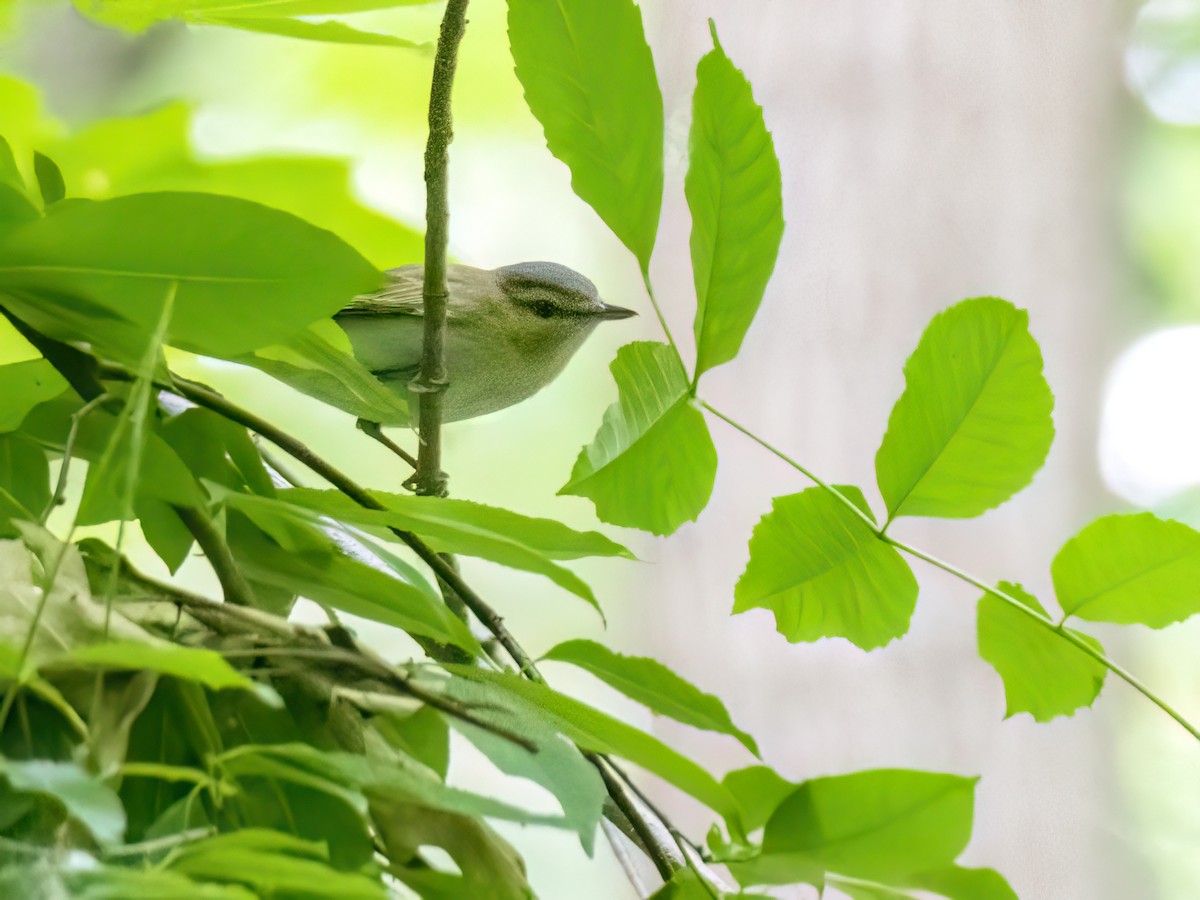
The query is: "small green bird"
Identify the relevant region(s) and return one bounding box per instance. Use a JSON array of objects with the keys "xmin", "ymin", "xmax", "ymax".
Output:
[{"xmin": 336, "ymin": 261, "xmax": 636, "ymax": 423}]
